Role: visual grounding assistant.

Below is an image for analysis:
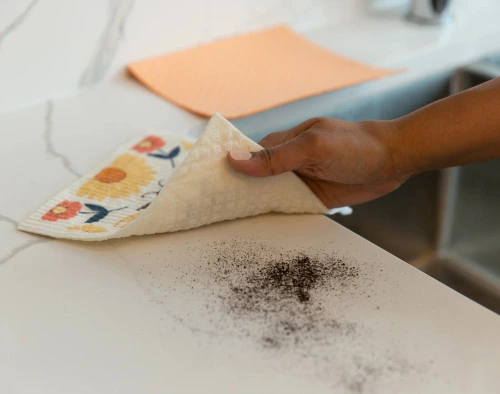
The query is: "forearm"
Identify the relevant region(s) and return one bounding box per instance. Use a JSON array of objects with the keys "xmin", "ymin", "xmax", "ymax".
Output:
[{"xmin": 389, "ymin": 77, "xmax": 500, "ymax": 177}]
